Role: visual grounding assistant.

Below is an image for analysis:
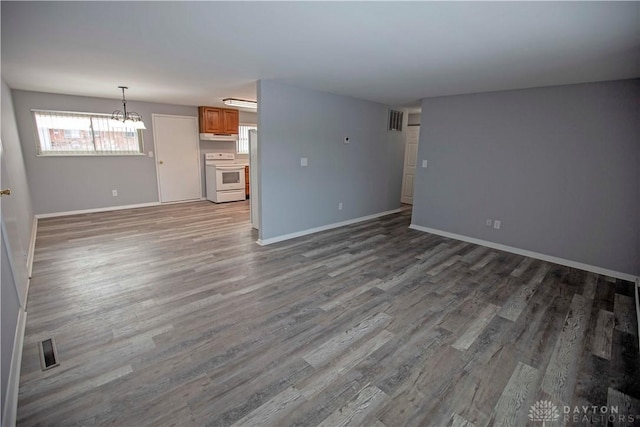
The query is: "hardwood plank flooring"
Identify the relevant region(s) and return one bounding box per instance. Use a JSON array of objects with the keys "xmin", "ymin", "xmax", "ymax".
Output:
[
  {"xmin": 17, "ymin": 201, "xmax": 640, "ymax": 426},
  {"xmin": 487, "ymin": 361, "xmax": 538, "ymax": 426}
]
